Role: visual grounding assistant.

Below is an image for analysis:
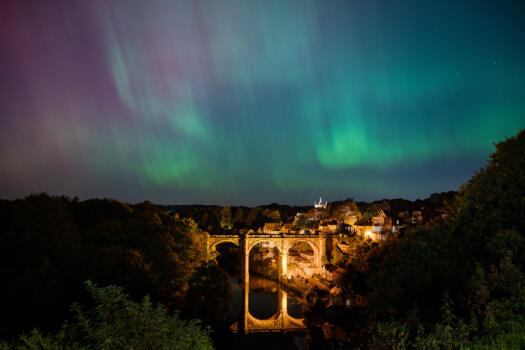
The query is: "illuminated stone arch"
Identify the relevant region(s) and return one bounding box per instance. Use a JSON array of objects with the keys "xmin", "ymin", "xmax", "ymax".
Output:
[
  {"xmin": 206, "ymin": 235, "xmax": 241, "ymax": 261},
  {"xmin": 285, "ymin": 238, "xmax": 321, "ymax": 269},
  {"xmin": 208, "ymin": 238, "xmax": 240, "ymax": 251},
  {"xmin": 285, "ymin": 238, "xmax": 319, "ymax": 255},
  {"xmin": 246, "ymin": 238, "xmax": 282, "ymax": 255}
]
